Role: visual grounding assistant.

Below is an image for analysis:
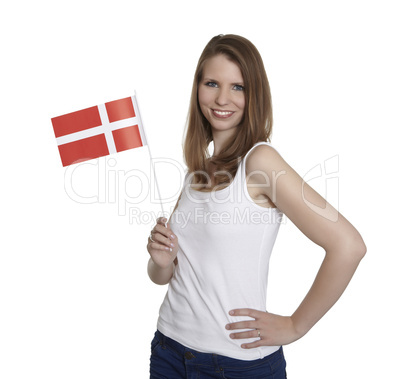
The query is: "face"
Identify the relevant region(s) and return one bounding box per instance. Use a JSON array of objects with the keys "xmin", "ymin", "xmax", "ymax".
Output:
[{"xmin": 198, "ymin": 55, "xmax": 245, "ymax": 139}]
